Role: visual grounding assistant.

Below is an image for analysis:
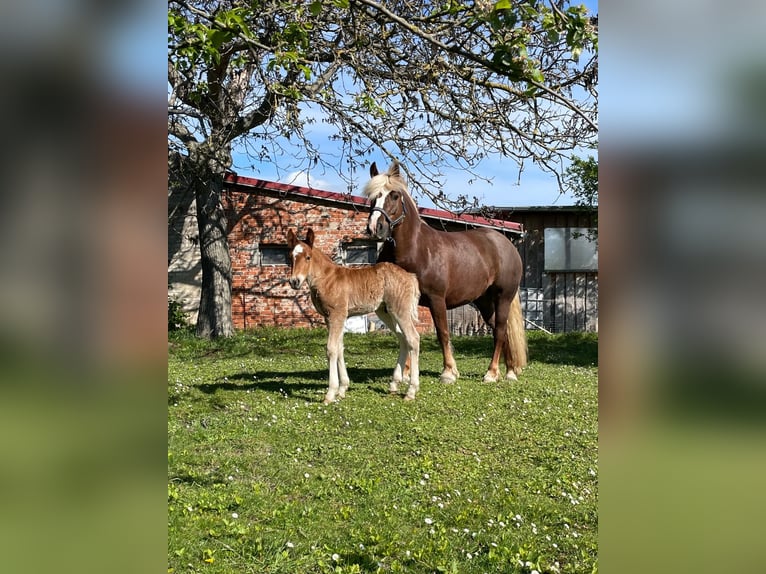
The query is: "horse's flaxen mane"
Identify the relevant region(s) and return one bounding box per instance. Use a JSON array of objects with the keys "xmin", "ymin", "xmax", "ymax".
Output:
[
  {"xmin": 362, "ymin": 175, "xmax": 390, "ymax": 200},
  {"xmin": 362, "ymin": 163, "xmax": 408, "ymax": 200}
]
